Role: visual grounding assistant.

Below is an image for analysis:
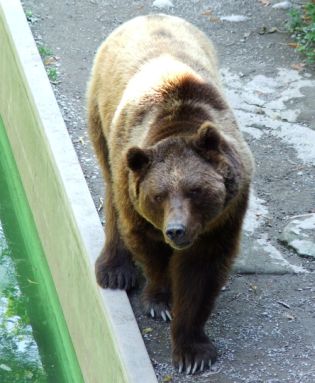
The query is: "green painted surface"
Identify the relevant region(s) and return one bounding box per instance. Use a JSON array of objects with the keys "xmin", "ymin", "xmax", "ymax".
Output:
[
  {"xmin": 0, "ymin": 4, "xmax": 129, "ymax": 382},
  {"xmin": 0, "ymin": 116, "xmax": 84, "ymax": 383}
]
